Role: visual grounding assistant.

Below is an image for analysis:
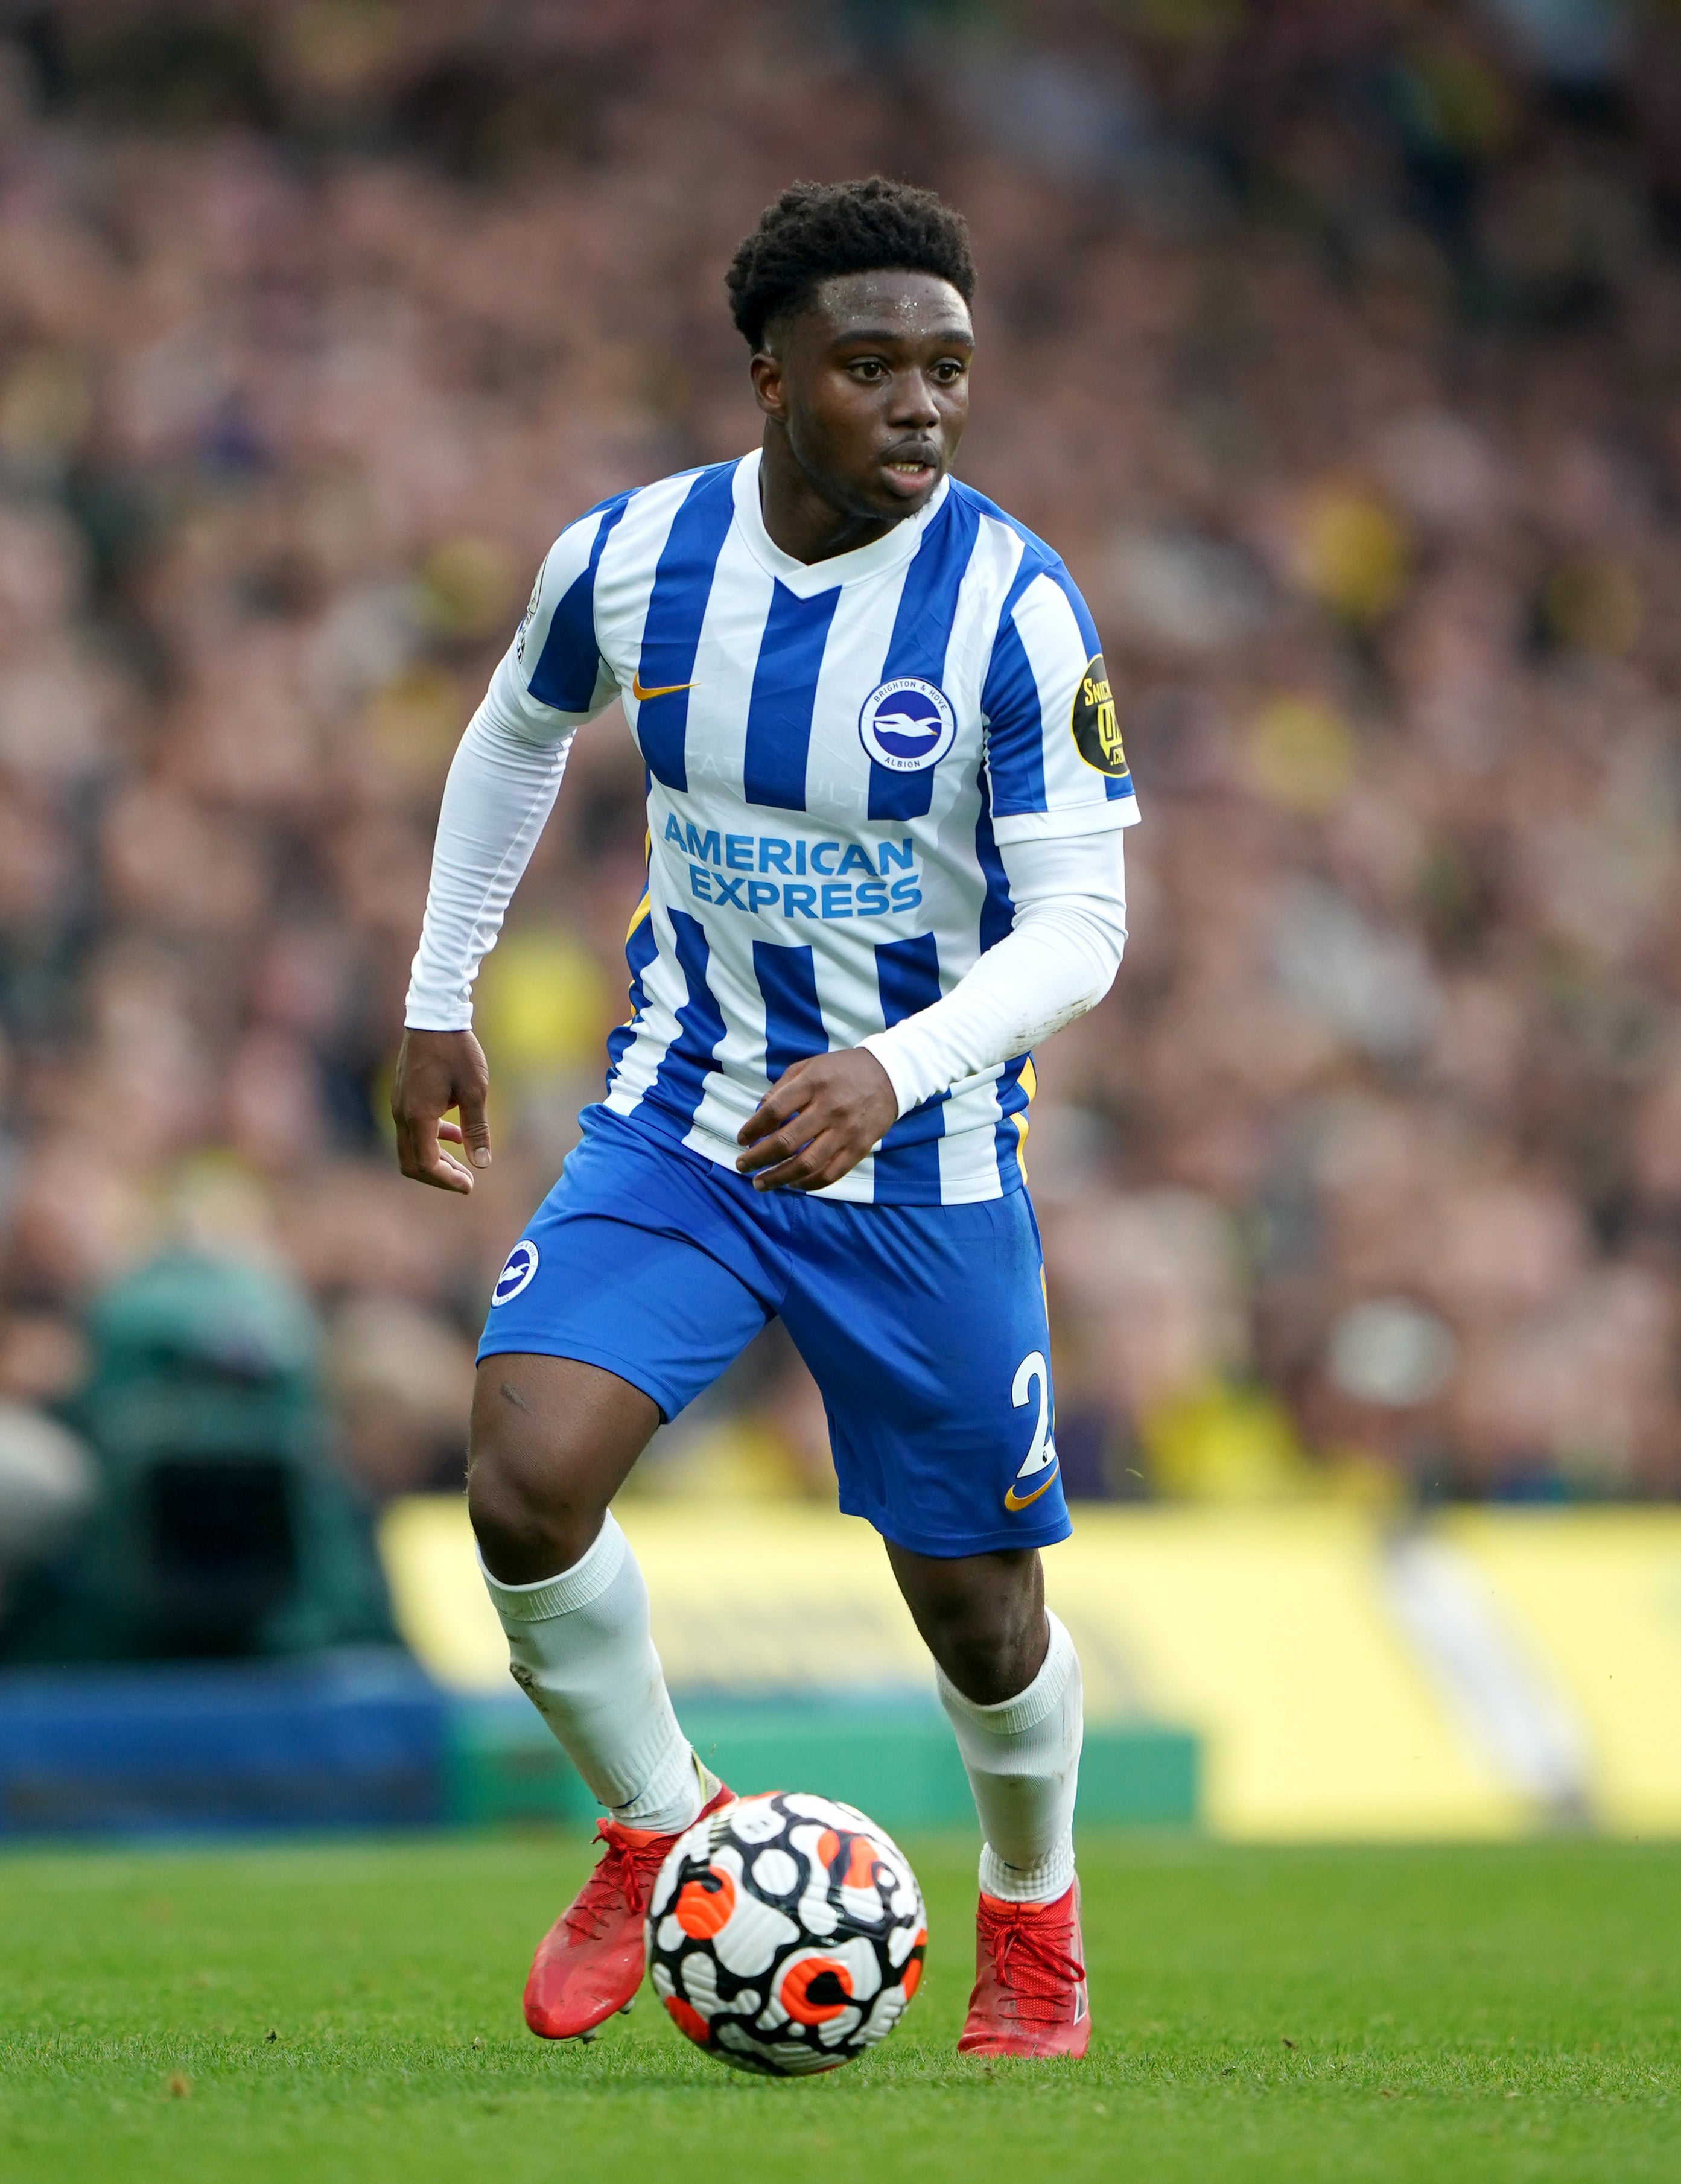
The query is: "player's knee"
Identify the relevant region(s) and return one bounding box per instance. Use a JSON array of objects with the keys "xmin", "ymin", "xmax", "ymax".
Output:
[
  {"xmin": 923, "ymin": 1590, "xmax": 1047, "ymax": 1707},
  {"xmin": 466, "ymin": 1403, "xmax": 599, "ymax": 1582},
  {"xmin": 936, "ymin": 1622, "xmax": 1044, "ymax": 1706},
  {"xmin": 889, "ymin": 1543, "xmax": 1049, "ymax": 1704}
]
